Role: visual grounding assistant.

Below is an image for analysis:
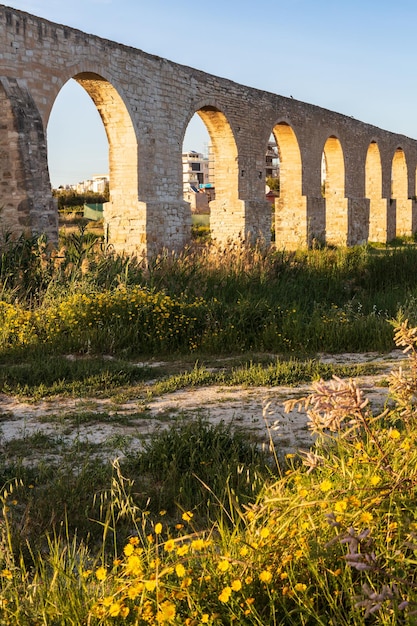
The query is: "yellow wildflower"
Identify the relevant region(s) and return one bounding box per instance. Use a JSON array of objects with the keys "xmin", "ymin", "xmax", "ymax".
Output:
[
  {"xmin": 164, "ymin": 539, "xmax": 175, "ymax": 553},
  {"xmin": 129, "ymin": 536, "xmax": 140, "ymax": 545},
  {"xmin": 108, "ymin": 602, "xmax": 121, "ymax": 617},
  {"xmin": 360, "ymin": 511, "xmax": 373, "ymax": 524},
  {"xmin": 388, "ymin": 429, "xmax": 401, "ymax": 440},
  {"xmin": 319, "ymin": 479, "xmax": 333, "ymax": 492},
  {"xmin": 334, "ymin": 500, "xmax": 348, "ymax": 513},
  {"xmin": 182, "ymin": 511, "xmax": 193, "ymax": 522},
  {"xmin": 191, "ymin": 538, "xmax": 205, "ymax": 551},
  {"xmin": 145, "ymin": 580, "xmax": 157, "ymax": 591},
  {"xmin": 218, "ymin": 559, "xmax": 230, "ymax": 572},
  {"xmin": 154, "ymin": 522, "xmax": 163, "ymax": 535},
  {"xmin": 218, "ymin": 586, "xmax": 232, "ymax": 603},
  {"xmin": 175, "ymin": 563, "xmax": 186, "ymax": 578},
  {"xmin": 259, "ymin": 570, "xmax": 272, "ymax": 584},
  {"xmin": 124, "ymin": 543, "xmax": 135, "ymax": 556},
  {"xmin": 294, "ymin": 583, "xmax": 307, "ymax": 592},
  {"xmin": 156, "ymin": 600, "xmax": 176, "ymax": 623},
  {"xmin": 125, "ymin": 555, "xmax": 142, "ymax": 577},
  {"xmin": 231, "ymin": 579, "xmax": 242, "ymax": 591},
  {"xmin": 95, "ymin": 566, "xmax": 107, "ymax": 581},
  {"xmin": 127, "ymin": 583, "xmax": 144, "ymax": 599}
]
